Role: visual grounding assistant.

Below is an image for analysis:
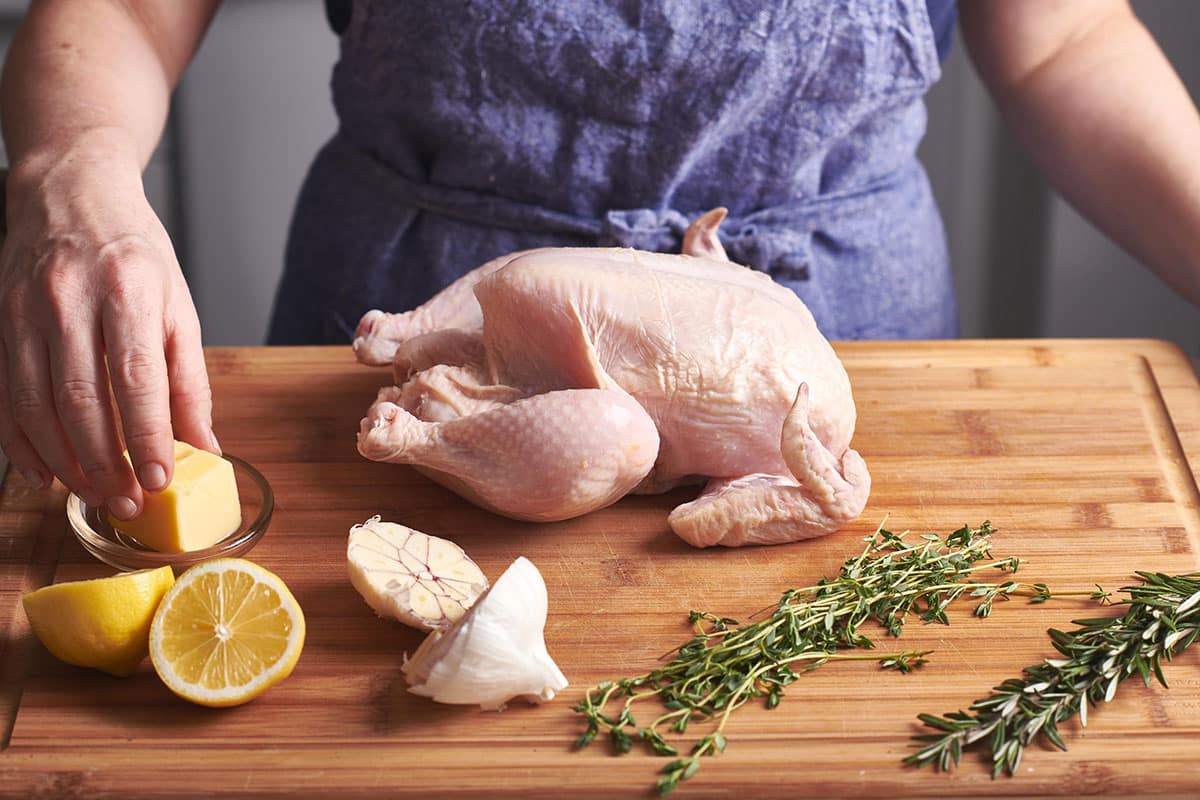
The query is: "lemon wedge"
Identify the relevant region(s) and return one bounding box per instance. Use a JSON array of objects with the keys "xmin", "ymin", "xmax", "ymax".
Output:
[
  {"xmin": 149, "ymin": 558, "xmax": 305, "ymax": 707},
  {"xmin": 21, "ymin": 566, "xmax": 176, "ymax": 677}
]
